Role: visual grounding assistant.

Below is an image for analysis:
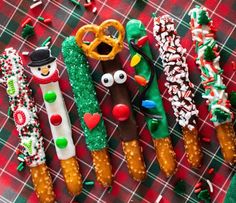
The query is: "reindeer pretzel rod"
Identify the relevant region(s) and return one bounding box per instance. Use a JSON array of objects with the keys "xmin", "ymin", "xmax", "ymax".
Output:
[
  {"xmin": 62, "ymin": 37, "xmax": 112, "ymax": 187},
  {"xmin": 0, "ymin": 48, "xmax": 55, "ymax": 203},
  {"xmin": 153, "ymin": 15, "xmax": 202, "ymax": 168},
  {"xmin": 28, "ymin": 48, "xmax": 82, "ymax": 195},
  {"xmin": 75, "ymin": 19, "xmax": 125, "ymax": 61},
  {"xmin": 75, "ymin": 19, "xmax": 146, "ymax": 181},
  {"xmin": 126, "ymin": 19, "xmax": 177, "ymax": 177},
  {"xmin": 189, "ymin": 6, "xmax": 236, "ymax": 164}
]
